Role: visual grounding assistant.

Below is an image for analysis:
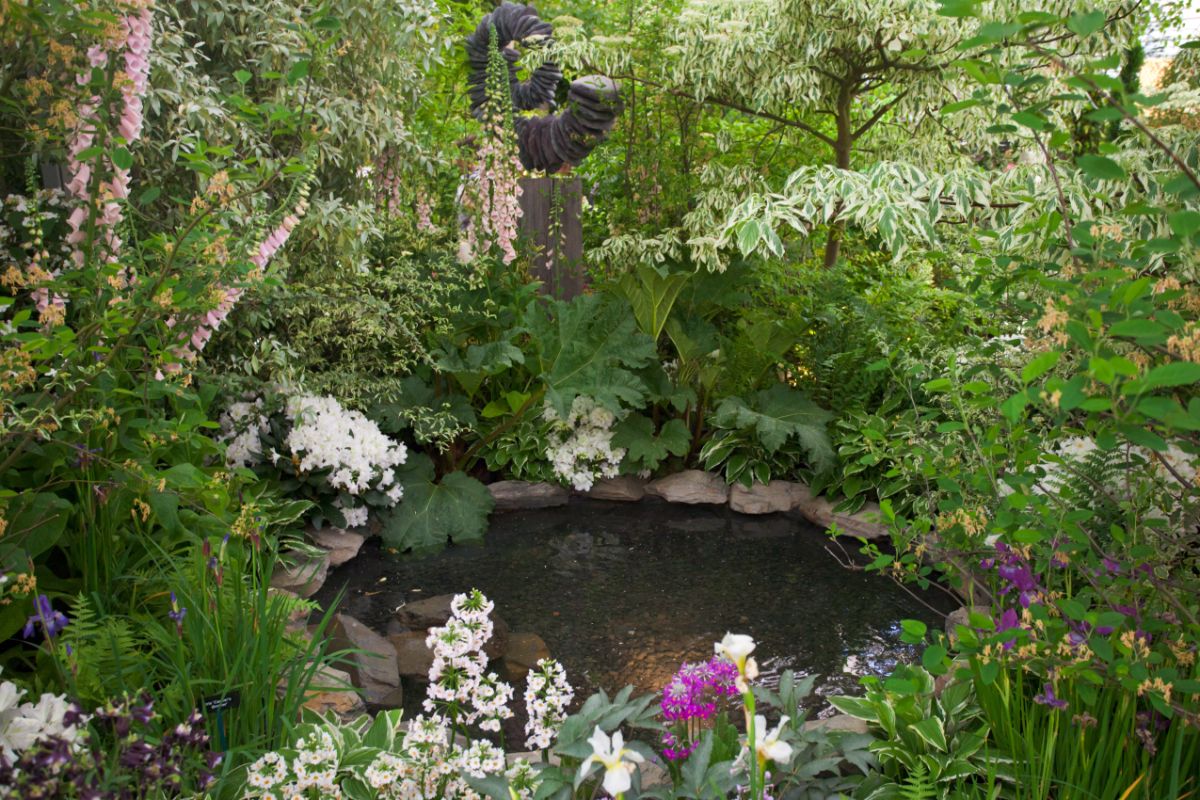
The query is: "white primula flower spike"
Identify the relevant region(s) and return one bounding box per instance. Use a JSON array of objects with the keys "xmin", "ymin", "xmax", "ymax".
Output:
[
  {"xmin": 715, "ymin": 632, "xmax": 759, "ymax": 692},
  {"xmin": 579, "ymin": 726, "xmax": 644, "ymax": 797}
]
